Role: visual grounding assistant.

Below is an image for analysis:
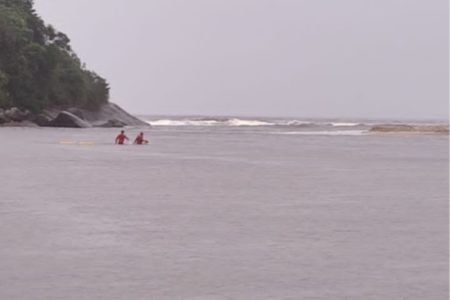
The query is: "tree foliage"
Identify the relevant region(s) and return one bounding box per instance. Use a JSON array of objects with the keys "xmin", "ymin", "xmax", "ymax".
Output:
[{"xmin": 0, "ymin": 0, "xmax": 109, "ymax": 112}]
